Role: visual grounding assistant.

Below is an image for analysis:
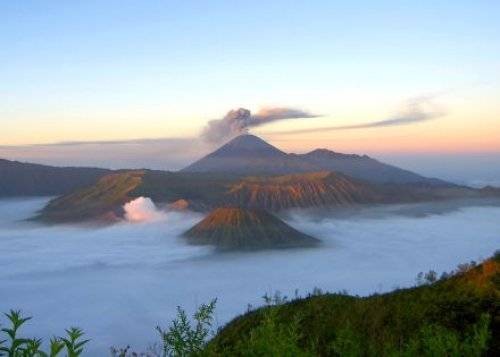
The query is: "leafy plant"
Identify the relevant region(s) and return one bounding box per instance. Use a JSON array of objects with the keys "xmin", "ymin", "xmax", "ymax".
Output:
[
  {"xmin": 156, "ymin": 299, "xmax": 217, "ymax": 357},
  {"xmin": 60, "ymin": 328, "xmax": 89, "ymax": 357},
  {"xmin": 0, "ymin": 310, "xmax": 32, "ymax": 356},
  {"xmin": 0, "ymin": 310, "xmax": 87, "ymax": 357}
]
